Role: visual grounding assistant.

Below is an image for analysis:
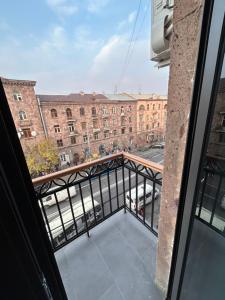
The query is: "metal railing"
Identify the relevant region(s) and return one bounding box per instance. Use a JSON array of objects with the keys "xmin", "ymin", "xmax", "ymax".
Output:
[
  {"xmin": 33, "ymin": 152, "xmax": 163, "ymax": 252},
  {"xmin": 195, "ymin": 157, "xmax": 225, "ymax": 235}
]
